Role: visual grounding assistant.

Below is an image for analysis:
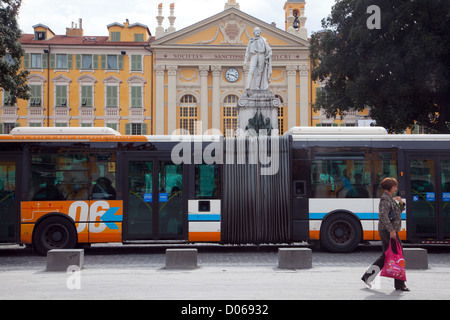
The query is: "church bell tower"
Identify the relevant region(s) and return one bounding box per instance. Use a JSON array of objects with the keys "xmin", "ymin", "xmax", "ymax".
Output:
[{"xmin": 284, "ymin": 0, "xmax": 308, "ymax": 39}]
